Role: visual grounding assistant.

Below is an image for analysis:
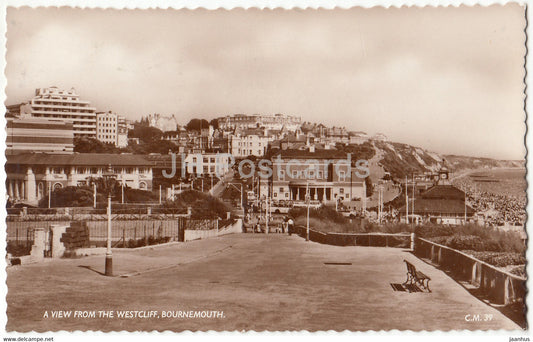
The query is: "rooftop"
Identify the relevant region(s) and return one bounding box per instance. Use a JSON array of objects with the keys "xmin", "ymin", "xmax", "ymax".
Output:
[
  {"xmin": 421, "ymin": 185, "xmax": 466, "ymax": 200},
  {"xmin": 400, "ymin": 198, "xmax": 475, "ymax": 215},
  {"xmin": 273, "ymin": 149, "xmax": 348, "ymax": 160},
  {"xmin": 6, "ymin": 153, "xmax": 154, "ymax": 167}
]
